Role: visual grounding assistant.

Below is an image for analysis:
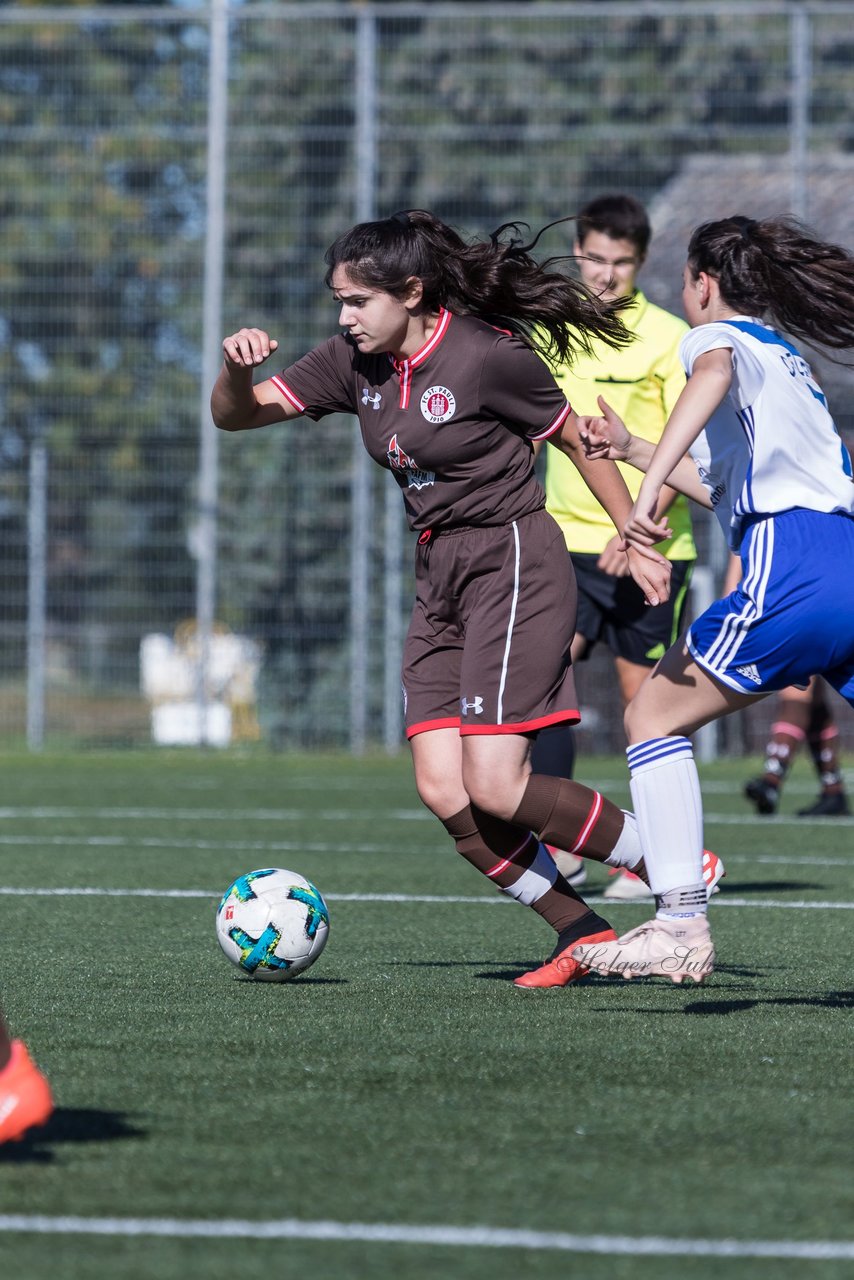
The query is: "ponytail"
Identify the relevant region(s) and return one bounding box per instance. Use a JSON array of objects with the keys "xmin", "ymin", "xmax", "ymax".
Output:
[
  {"xmin": 325, "ymin": 210, "xmax": 631, "ymax": 366},
  {"xmin": 687, "ymin": 216, "xmax": 854, "ymax": 351}
]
